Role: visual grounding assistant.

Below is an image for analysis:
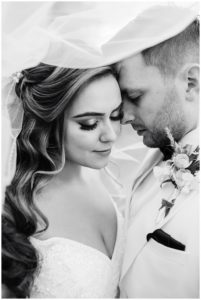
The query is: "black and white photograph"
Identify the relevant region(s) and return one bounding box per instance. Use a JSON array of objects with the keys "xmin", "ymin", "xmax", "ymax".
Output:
[{"xmin": 1, "ymin": 1, "xmax": 200, "ymax": 298}]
